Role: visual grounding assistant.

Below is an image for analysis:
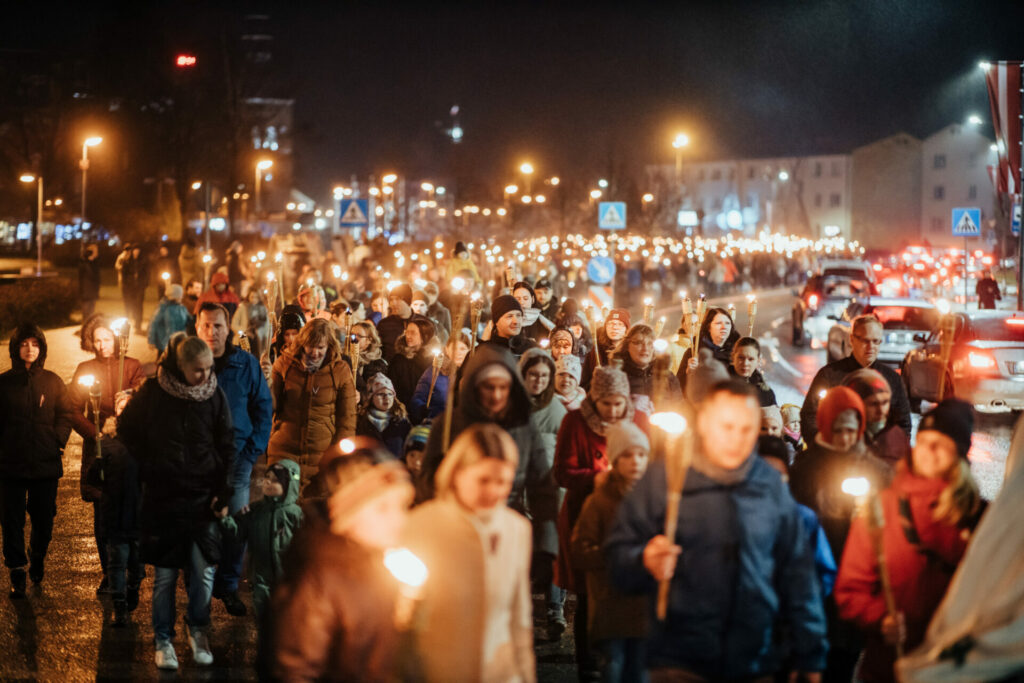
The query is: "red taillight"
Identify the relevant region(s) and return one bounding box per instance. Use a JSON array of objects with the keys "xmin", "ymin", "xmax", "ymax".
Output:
[
  {"xmin": 808, "ymin": 294, "xmax": 819, "ymax": 308},
  {"xmin": 968, "ymin": 351, "xmax": 996, "ymax": 369}
]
